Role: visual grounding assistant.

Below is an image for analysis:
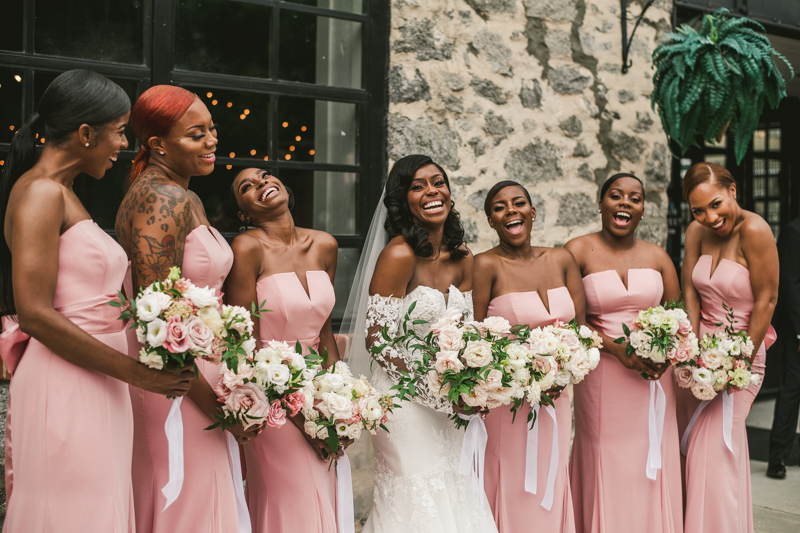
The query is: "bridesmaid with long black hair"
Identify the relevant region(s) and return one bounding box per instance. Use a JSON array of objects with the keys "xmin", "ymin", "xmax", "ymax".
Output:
[
  {"xmin": 0, "ymin": 70, "xmax": 193, "ymax": 533},
  {"xmin": 473, "ymin": 180, "xmax": 582, "ymax": 533}
]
